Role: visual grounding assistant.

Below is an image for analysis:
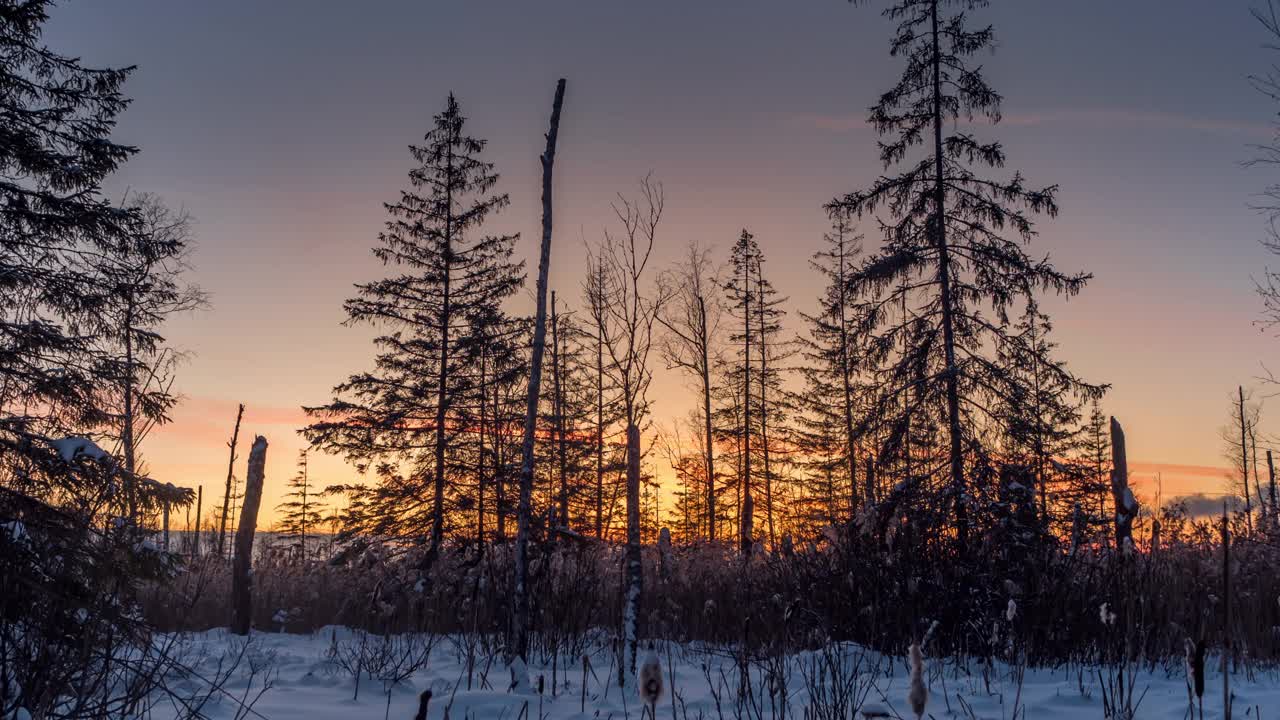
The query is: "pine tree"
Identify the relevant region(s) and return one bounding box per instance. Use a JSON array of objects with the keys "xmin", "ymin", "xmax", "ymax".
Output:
[
  {"xmin": 0, "ymin": 8, "xmax": 199, "ymax": 716},
  {"xmin": 796, "ymin": 213, "xmax": 867, "ymax": 527},
  {"xmin": 276, "ymin": 450, "xmax": 324, "ymax": 558},
  {"xmin": 536, "ymin": 294, "xmax": 597, "ymax": 533},
  {"xmin": 0, "ymin": 0, "xmax": 136, "ymax": 484},
  {"xmin": 96, "ymin": 193, "xmax": 207, "ymax": 515},
  {"xmin": 582, "ymin": 252, "xmax": 629, "ymax": 539},
  {"xmin": 305, "ymin": 94, "xmax": 524, "ymax": 559},
  {"xmin": 467, "ymin": 309, "xmax": 524, "ymax": 546},
  {"xmin": 830, "ymin": 0, "xmax": 1091, "ymax": 548},
  {"xmin": 722, "ymin": 230, "xmax": 759, "ymax": 553},
  {"xmin": 594, "ymin": 175, "xmax": 666, "ymax": 683},
  {"xmin": 752, "ymin": 250, "xmax": 792, "ymax": 547},
  {"xmin": 1069, "ymin": 399, "xmax": 1112, "ymax": 544},
  {"xmin": 722, "ymin": 230, "xmax": 791, "ymax": 548},
  {"xmin": 993, "ymin": 303, "xmax": 1102, "ymax": 532}
]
